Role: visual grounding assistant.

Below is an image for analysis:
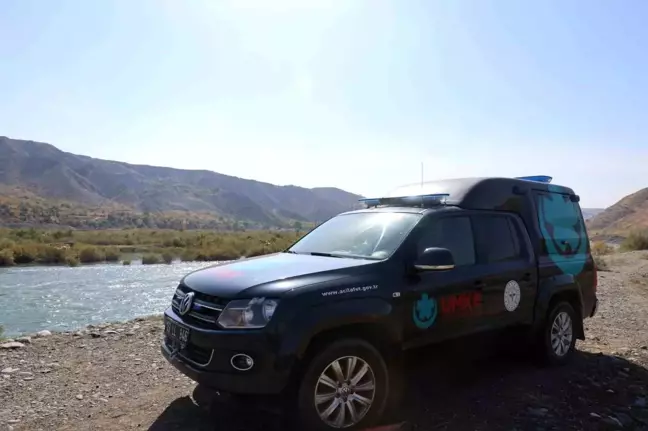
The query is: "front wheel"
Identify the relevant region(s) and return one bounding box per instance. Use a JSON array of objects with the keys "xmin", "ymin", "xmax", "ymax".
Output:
[
  {"xmin": 539, "ymin": 301, "xmax": 578, "ymax": 366},
  {"xmin": 297, "ymin": 339, "xmax": 389, "ymax": 430}
]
